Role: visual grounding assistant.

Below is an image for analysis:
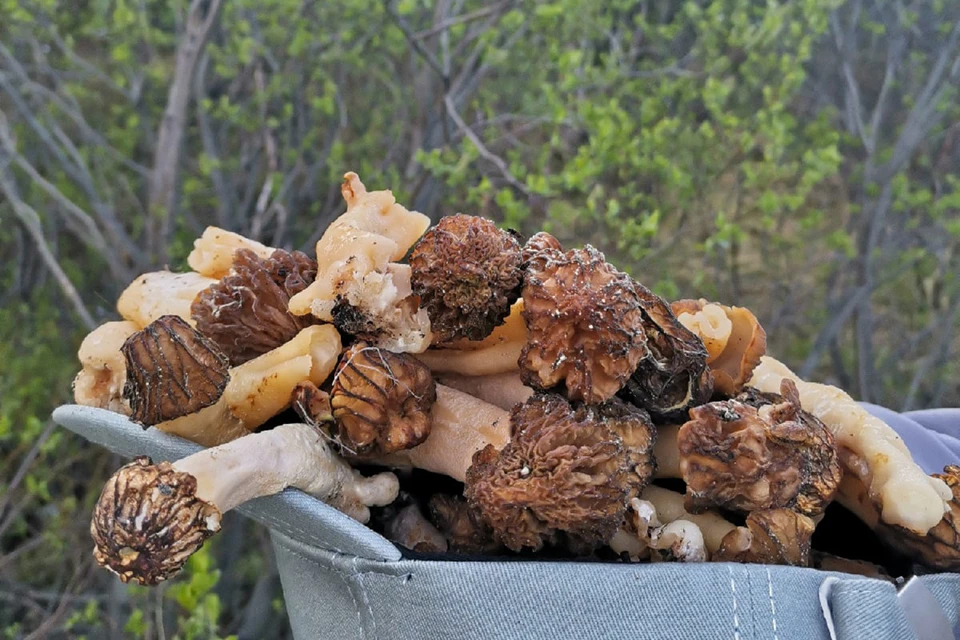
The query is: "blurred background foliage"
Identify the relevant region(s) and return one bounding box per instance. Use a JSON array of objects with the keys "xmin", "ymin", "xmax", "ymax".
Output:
[{"xmin": 1, "ymin": 0, "xmax": 958, "ymax": 636}]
